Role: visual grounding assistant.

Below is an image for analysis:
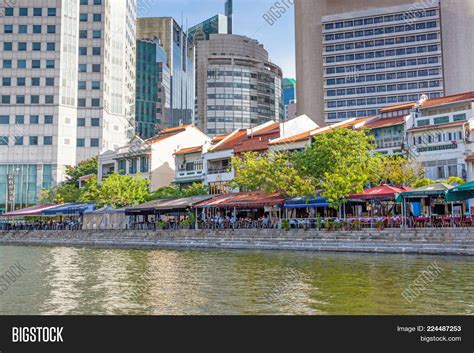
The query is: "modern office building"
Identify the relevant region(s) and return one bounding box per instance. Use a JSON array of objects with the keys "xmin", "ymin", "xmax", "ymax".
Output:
[
  {"xmin": 135, "ymin": 38, "xmax": 171, "ymax": 139},
  {"xmin": 282, "ymin": 78, "xmax": 297, "ymax": 120},
  {"xmin": 76, "ymin": 0, "xmax": 136, "ymax": 162},
  {"xmin": 137, "ymin": 17, "xmax": 195, "ymax": 128},
  {"xmin": 295, "ymin": 0, "xmax": 474, "ymax": 126},
  {"xmin": 188, "ymin": 14, "xmax": 229, "ymax": 44},
  {"xmin": 0, "ymin": 0, "xmax": 136, "ymax": 213},
  {"xmin": 195, "ymin": 34, "xmax": 283, "ymax": 136}
]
